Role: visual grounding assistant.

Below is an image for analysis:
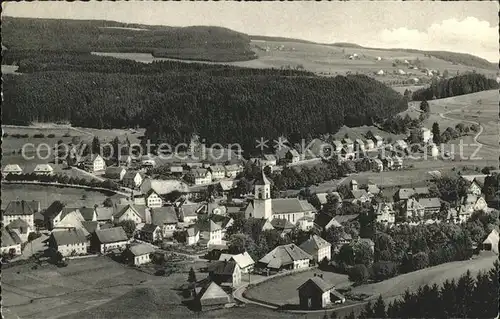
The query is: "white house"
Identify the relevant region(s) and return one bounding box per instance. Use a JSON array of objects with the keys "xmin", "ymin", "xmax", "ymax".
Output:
[
  {"xmin": 224, "ymin": 164, "xmax": 243, "ymax": 178},
  {"xmin": 105, "ymin": 166, "xmax": 126, "ymax": 180},
  {"xmin": 186, "ymin": 226, "xmax": 200, "ymax": 245},
  {"xmin": 259, "ymin": 244, "xmax": 312, "ymax": 271},
  {"xmin": 421, "ymin": 128, "xmax": 433, "ymax": 144},
  {"xmin": 93, "ymin": 227, "xmax": 130, "ymax": 254},
  {"xmin": 286, "ymin": 149, "xmax": 301, "ymax": 164},
  {"xmin": 6, "ymin": 219, "xmax": 32, "ymax": 243},
  {"xmin": 193, "ymin": 168, "xmax": 212, "ymax": 185},
  {"xmin": 33, "ymin": 164, "xmax": 54, "ymax": 175},
  {"xmin": 125, "ymin": 244, "xmax": 155, "ymax": 266},
  {"xmin": 138, "ymin": 224, "xmax": 162, "ymax": 243},
  {"xmin": 113, "ymin": 204, "xmax": 144, "ymax": 224},
  {"xmin": 259, "ymin": 154, "xmax": 277, "ymax": 168},
  {"xmin": 209, "ymin": 165, "xmax": 226, "ymax": 180},
  {"xmin": 365, "ymin": 139, "xmax": 375, "ymax": 150},
  {"xmin": 145, "ymin": 189, "xmax": 163, "ymax": 208},
  {"xmin": 299, "ymin": 235, "xmax": 332, "ymax": 263},
  {"xmin": 2, "ymin": 164, "xmax": 23, "ymax": 176},
  {"xmin": 151, "ymin": 207, "xmax": 179, "ymax": 237},
  {"xmin": 375, "ymin": 202, "xmax": 396, "ymax": 225},
  {"xmin": 2, "ymin": 200, "xmax": 36, "ymax": 231},
  {"xmin": 1, "ymin": 228, "xmax": 22, "ymax": 256},
  {"xmin": 372, "ymin": 158, "xmax": 383, "ymax": 172},
  {"xmin": 84, "ymin": 154, "xmax": 106, "ymax": 174},
  {"xmin": 47, "ymin": 228, "xmax": 88, "ymax": 257},
  {"xmin": 207, "ymin": 220, "xmax": 223, "ymax": 247},
  {"xmin": 219, "ymin": 251, "xmax": 255, "ymax": 273}
]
